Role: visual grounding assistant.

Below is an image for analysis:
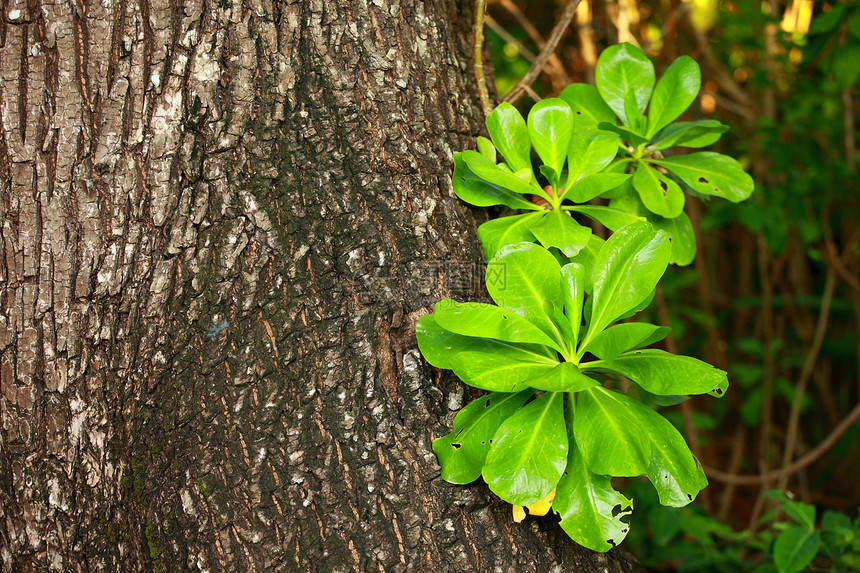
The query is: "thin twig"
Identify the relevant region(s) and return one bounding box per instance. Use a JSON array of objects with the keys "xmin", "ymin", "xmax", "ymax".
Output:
[
  {"xmin": 504, "ymin": 0, "xmax": 581, "ymax": 104},
  {"xmin": 777, "ymin": 265, "xmax": 838, "ymax": 490},
  {"xmin": 484, "ymin": 15, "xmax": 537, "ymax": 63},
  {"xmin": 494, "ymin": 0, "xmax": 567, "ymax": 80},
  {"xmin": 474, "ymin": 0, "xmax": 492, "ymax": 117},
  {"xmin": 704, "ymin": 398, "xmax": 860, "ymax": 486}
]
